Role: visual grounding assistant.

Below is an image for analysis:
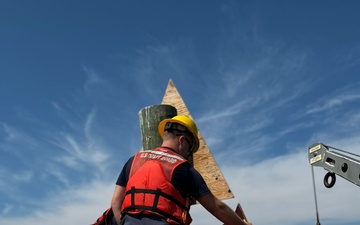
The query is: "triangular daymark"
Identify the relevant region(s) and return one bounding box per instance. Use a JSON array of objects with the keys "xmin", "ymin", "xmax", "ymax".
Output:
[{"xmin": 161, "ymin": 79, "xmax": 234, "ymax": 201}]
